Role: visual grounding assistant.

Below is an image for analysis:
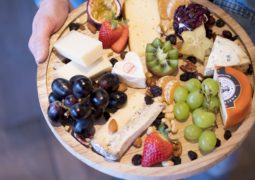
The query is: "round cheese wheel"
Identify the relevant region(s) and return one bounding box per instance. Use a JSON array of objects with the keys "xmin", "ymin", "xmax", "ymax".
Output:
[{"xmin": 215, "ymin": 67, "xmax": 253, "ymax": 128}]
